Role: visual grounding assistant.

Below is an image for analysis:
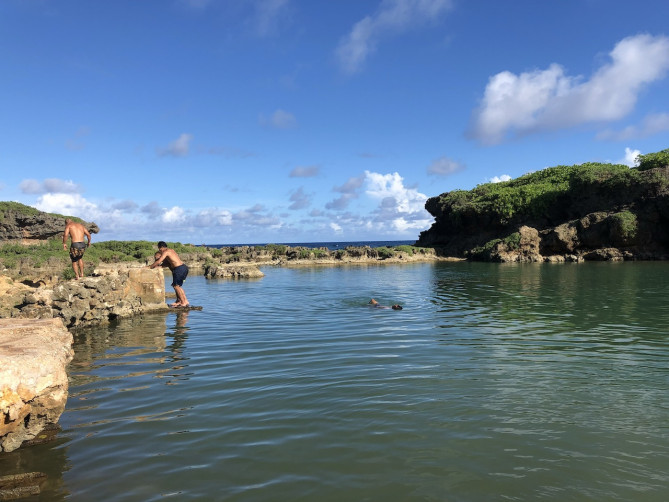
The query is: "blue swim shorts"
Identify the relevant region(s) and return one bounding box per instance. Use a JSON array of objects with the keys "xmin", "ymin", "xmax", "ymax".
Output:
[{"xmin": 171, "ymin": 264, "xmax": 189, "ymax": 287}]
